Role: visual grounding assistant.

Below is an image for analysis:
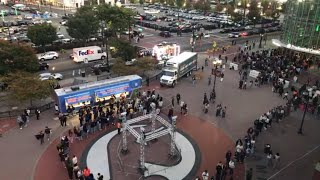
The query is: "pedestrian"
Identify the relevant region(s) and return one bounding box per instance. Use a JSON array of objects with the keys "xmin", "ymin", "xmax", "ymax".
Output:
[
  {"xmin": 225, "ymin": 150, "xmax": 232, "ymax": 164},
  {"xmin": 267, "ymin": 152, "xmax": 273, "ymax": 167},
  {"xmin": 97, "ymin": 173, "xmax": 104, "ymax": 180},
  {"xmin": 215, "ymin": 161, "xmax": 223, "ymax": 180},
  {"xmin": 204, "ymin": 103, "xmax": 209, "ymax": 113},
  {"xmin": 183, "ymin": 103, "xmax": 188, "ymax": 115},
  {"xmin": 37, "ymin": 130, "xmax": 45, "ymax": 145},
  {"xmin": 72, "ymin": 155, "xmax": 78, "ymax": 166},
  {"xmin": 171, "ymin": 96, "xmax": 175, "ymax": 107},
  {"xmin": 55, "ymin": 104, "xmax": 59, "ymax": 114},
  {"xmin": 246, "ymin": 168, "xmax": 253, "ymax": 180},
  {"xmin": 202, "ymin": 66, "xmax": 204, "ymax": 72},
  {"xmin": 273, "ymin": 153, "xmax": 280, "ymax": 169},
  {"xmin": 44, "ymin": 126, "xmax": 51, "ymax": 141},
  {"xmin": 239, "ymin": 80, "xmax": 243, "ymax": 89},
  {"xmin": 216, "ymin": 104, "xmax": 222, "ymax": 117},
  {"xmin": 208, "ymin": 75, "xmax": 212, "ymax": 86},
  {"xmin": 192, "ymin": 75, "xmax": 196, "ymax": 85},
  {"xmin": 35, "ymin": 108, "xmax": 40, "ymax": 120},
  {"xmin": 283, "ymin": 91, "xmax": 289, "ymax": 100},
  {"xmin": 220, "ymin": 72, "xmax": 224, "ymax": 82},
  {"xmin": 180, "ymin": 101, "xmax": 184, "ymax": 114},
  {"xmin": 229, "ymin": 159, "xmax": 235, "ymax": 176},
  {"xmin": 146, "ymin": 77, "xmax": 149, "ymax": 86},
  {"xmin": 176, "ymin": 93, "xmax": 181, "ymax": 105},
  {"xmin": 221, "ymin": 106, "xmax": 226, "ymax": 118},
  {"xmin": 116, "ymin": 121, "xmax": 121, "ymax": 135},
  {"xmin": 243, "ymin": 81, "xmax": 247, "ymax": 89},
  {"xmin": 202, "ymin": 170, "xmax": 209, "ymax": 180},
  {"xmin": 17, "ymin": 115, "xmax": 24, "ymax": 129}
]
